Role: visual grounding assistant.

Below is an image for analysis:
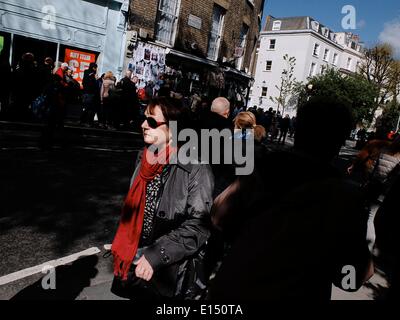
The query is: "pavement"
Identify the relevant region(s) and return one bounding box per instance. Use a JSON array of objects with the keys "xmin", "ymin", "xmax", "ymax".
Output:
[{"xmin": 0, "ymin": 120, "xmax": 389, "ymax": 300}]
